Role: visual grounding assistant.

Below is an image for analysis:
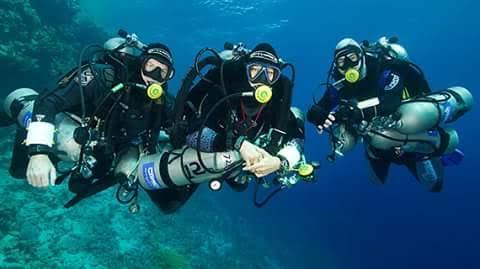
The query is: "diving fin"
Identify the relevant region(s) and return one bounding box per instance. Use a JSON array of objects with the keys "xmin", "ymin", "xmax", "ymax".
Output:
[
  {"xmin": 415, "ymin": 157, "xmax": 444, "ymax": 192},
  {"xmin": 441, "ymin": 149, "xmax": 464, "ymax": 167},
  {"xmin": 367, "ymin": 156, "xmax": 391, "ymax": 185},
  {"xmin": 145, "ymin": 184, "xmax": 199, "ymax": 214},
  {"xmin": 64, "ymin": 174, "xmax": 119, "ymax": 208}
]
